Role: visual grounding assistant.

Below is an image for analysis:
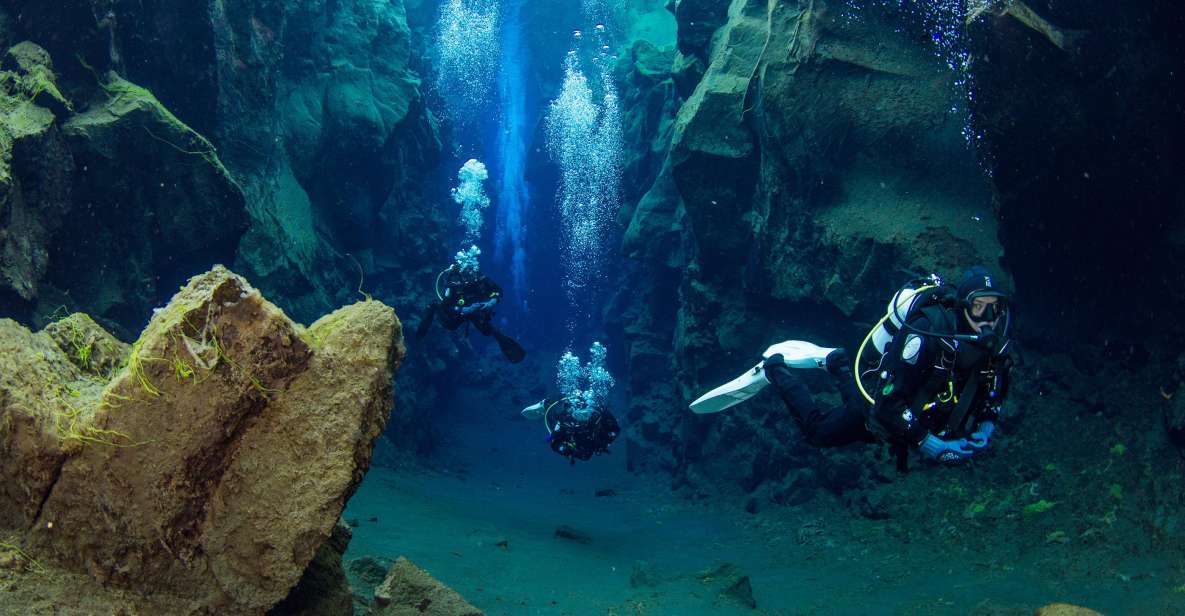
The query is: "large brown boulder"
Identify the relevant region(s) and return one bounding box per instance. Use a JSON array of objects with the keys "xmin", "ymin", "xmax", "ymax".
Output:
[{"xmin": 0, "ymin": 265, "xmax": 404, "ymax": 614}]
